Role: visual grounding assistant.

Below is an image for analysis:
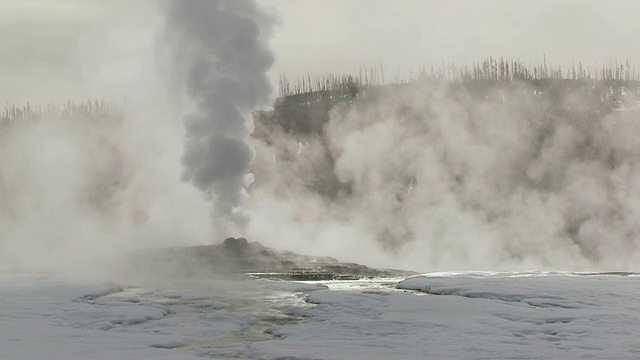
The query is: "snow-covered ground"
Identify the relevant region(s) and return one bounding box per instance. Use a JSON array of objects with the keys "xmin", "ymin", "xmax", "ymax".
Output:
[{"xmin": 2, "ymin": 272, "xmax": 639, "ymax": 359}]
